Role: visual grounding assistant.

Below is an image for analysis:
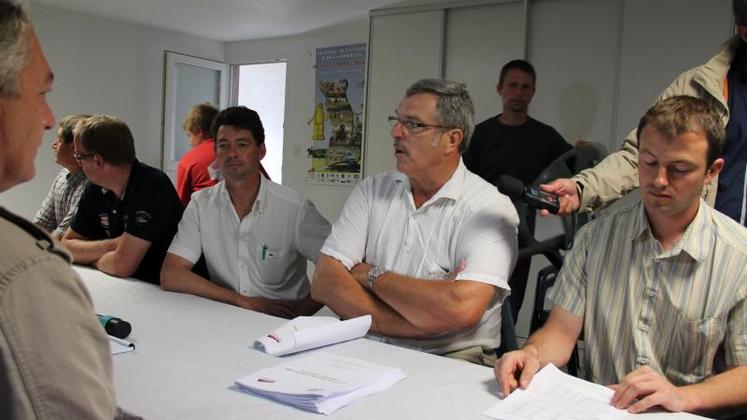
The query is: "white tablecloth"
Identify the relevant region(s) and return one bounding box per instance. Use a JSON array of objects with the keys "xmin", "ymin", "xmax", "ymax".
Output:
[{"xmin": 77, "ymin": 266, "xmax": 707, "ymax": 420}]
